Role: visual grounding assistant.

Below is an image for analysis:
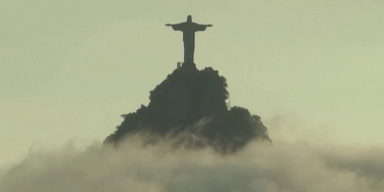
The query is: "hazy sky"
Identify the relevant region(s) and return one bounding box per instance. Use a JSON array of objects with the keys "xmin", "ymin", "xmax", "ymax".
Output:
[{"xmin": 1, "ymin": 0, "xmax": 384, "ymax": 165}]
